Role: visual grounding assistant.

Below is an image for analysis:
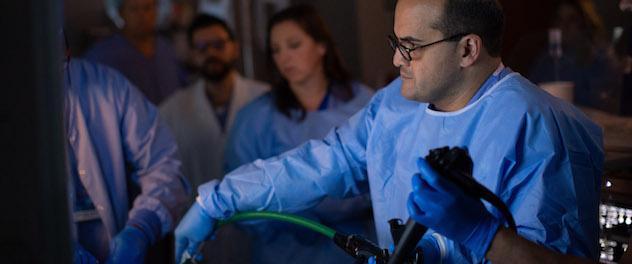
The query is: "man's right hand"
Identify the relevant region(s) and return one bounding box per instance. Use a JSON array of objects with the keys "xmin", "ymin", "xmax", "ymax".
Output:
[{"xmin": 174, "ymin": 202, "xmax": 217, "ymax": 264}]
